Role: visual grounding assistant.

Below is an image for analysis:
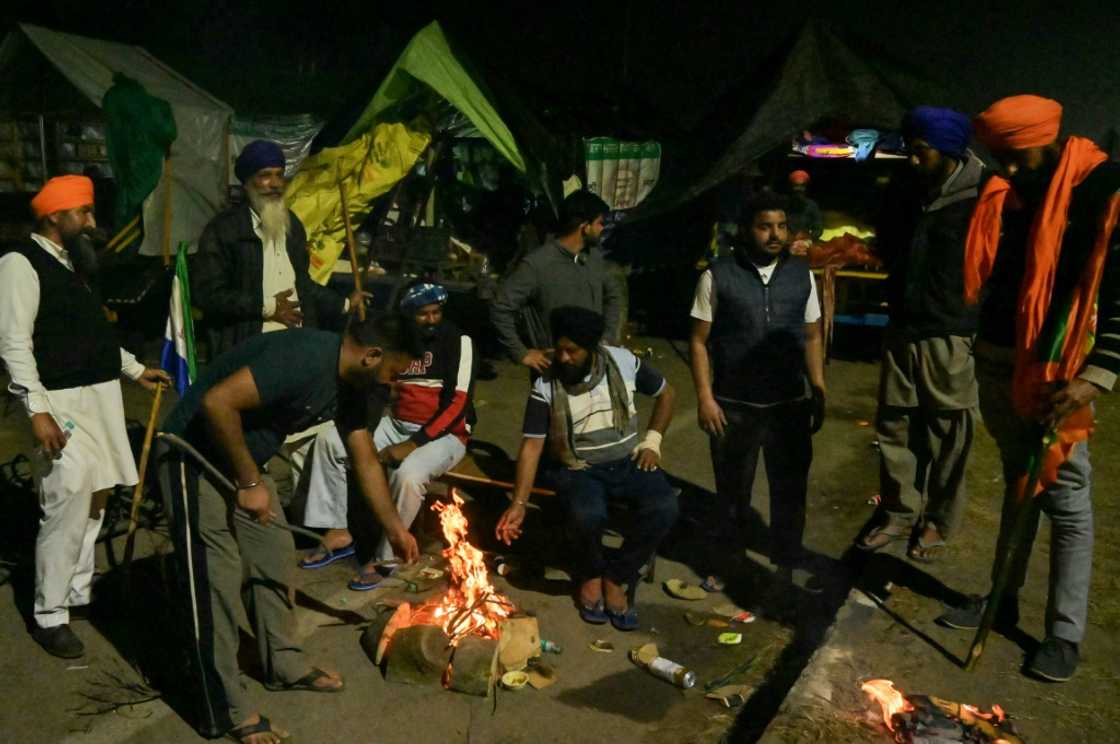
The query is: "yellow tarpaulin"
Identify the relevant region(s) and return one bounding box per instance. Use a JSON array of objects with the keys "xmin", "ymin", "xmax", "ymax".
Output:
[{"xmin": 287, "ymin": 121, "xmax": 431, "ymax": 284}]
